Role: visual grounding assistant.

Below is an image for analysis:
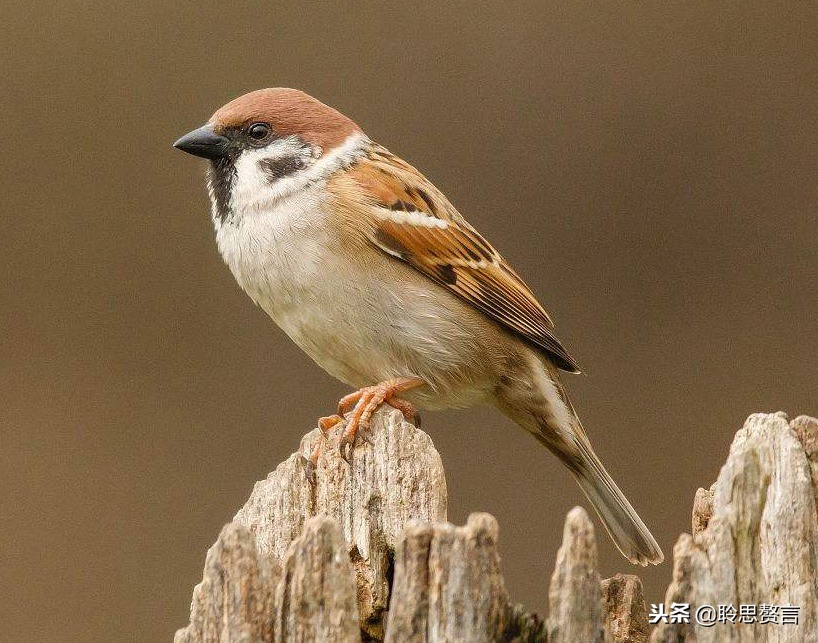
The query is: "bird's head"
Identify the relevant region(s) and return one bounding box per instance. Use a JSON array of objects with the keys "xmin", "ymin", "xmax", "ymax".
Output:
[{"xmin": 174, "ymin": 88, "xmax": 363, "ymax": 222}]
